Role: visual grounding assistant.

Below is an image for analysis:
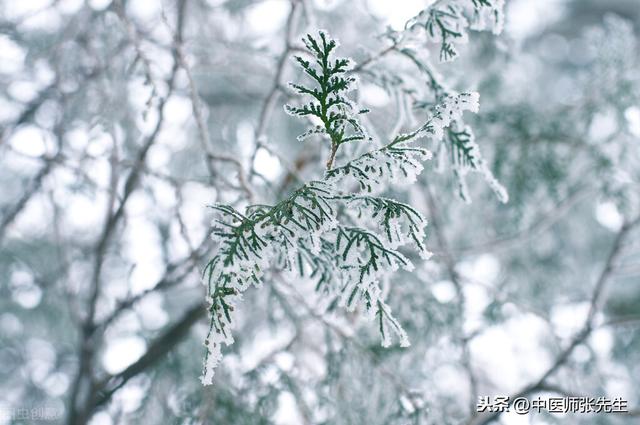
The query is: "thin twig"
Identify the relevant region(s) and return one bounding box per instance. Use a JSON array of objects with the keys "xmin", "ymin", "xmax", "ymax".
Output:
[
  {"xmin": 452, "ymin": 186, "xmax": 593, "ymax": 256},
  {"xmin": 425, "ymin": 183, "xmax": 479, "ymax": 414},
  {"xmin": 249, "ymin": 0, "xmax": 303, "ymax": 180},
  {"xmin": 171, "ymin": 30, "xmax": 255, "ymax": 202},
  {"xmin": 66, "ymin": 2, "xmax": 188, "ymax": 423},
  {"xmin": 274, "ymin": 277, "xmax": 422, "ymax": 414},
  {"xmin": 466, "ymin": 215, "xmax": 640, "ymax": 425}
]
